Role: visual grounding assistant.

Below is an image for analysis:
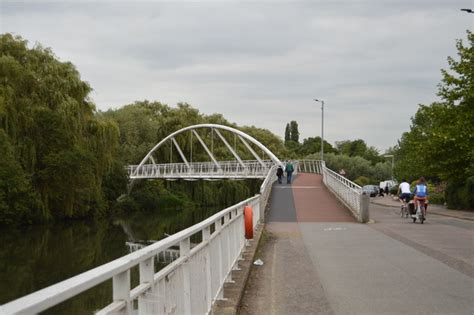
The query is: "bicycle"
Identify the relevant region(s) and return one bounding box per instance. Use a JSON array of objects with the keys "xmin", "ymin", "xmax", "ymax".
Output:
[
  {"xmin": 400, "ymin": 202, "xmax": 408, "ymax": 218},
  {"xmin": 412, "ymin": 199, "xmax": 426, "ymax": 224},
  {"xmin": 399, "ymin": 193, "xmax": 411, "ymax": 218}
]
